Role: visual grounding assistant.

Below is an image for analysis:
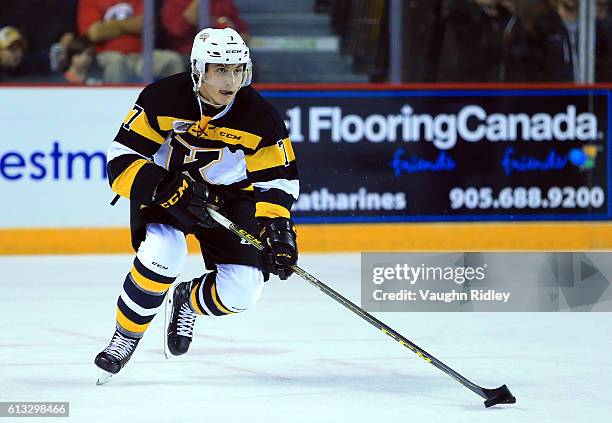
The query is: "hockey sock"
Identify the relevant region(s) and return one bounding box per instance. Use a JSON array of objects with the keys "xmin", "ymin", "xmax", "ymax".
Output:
[
  {"xmin": 188, "ymin": 272, "xmax": 236, "ymax": 316},
  {"xmin": 115, "ymin": 257, "xmax": 177, "ymax": 338}
]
